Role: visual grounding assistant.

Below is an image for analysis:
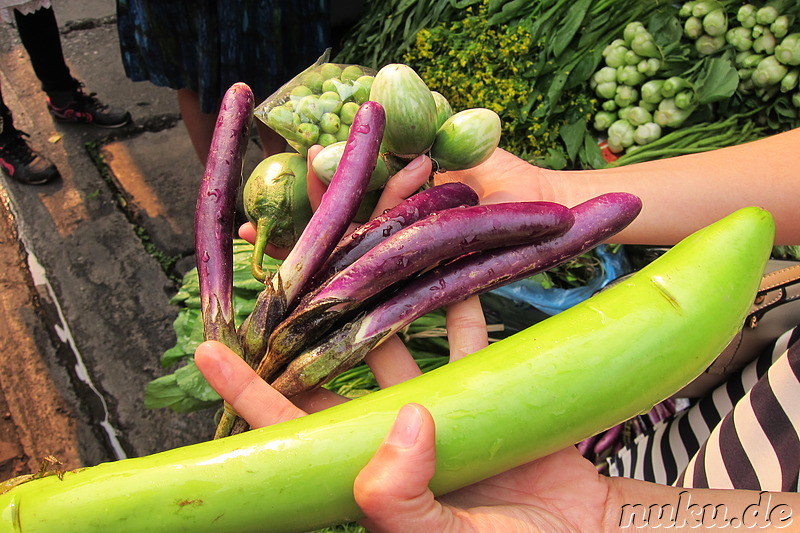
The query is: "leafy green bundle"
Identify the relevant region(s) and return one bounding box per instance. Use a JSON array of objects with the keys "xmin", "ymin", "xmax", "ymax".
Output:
[{"xmin": 145, "ymin": 240, "xmax": 456, "ymax": 413}]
